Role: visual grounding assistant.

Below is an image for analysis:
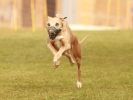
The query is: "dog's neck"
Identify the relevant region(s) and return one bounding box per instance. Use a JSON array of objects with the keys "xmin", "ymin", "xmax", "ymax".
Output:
[{"xmin": 61, "ymin": 21, "xmax": 71, "ymax": 33}]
